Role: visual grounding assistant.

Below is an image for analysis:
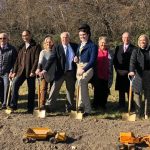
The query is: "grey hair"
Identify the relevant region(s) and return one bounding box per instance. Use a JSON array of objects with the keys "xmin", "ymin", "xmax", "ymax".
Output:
[
  {"xmin": 60, "ymin": 32, "xmax": 70, "ymax": 38},
  {"xmin": 98, "ymin": 36, "xmax": 108, "ymax": 43},
  {"xmin": 122, "ymin": 32, "xmax": 130, "ymax": 38},
  {"xmin": 0, "ymin": 33, "xmax": 9, "ymax": 39}
]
